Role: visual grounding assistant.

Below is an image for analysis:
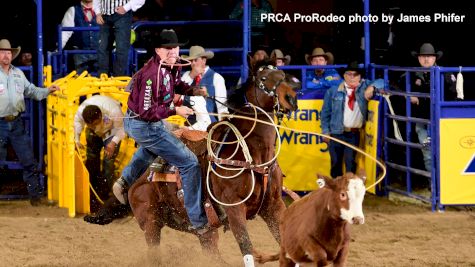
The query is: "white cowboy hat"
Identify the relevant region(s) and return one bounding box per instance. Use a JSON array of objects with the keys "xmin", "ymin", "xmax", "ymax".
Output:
[
  {"xmin": 182, "ymin": 45, "xmax": 214, "ymax": 60},
  {"xmin": 0, "ymin": 39, "xmax": 21, "ymax": 60},
  {"xmin": 270, "ymin": 49, "xmax": 291, "ymax": 65}
]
